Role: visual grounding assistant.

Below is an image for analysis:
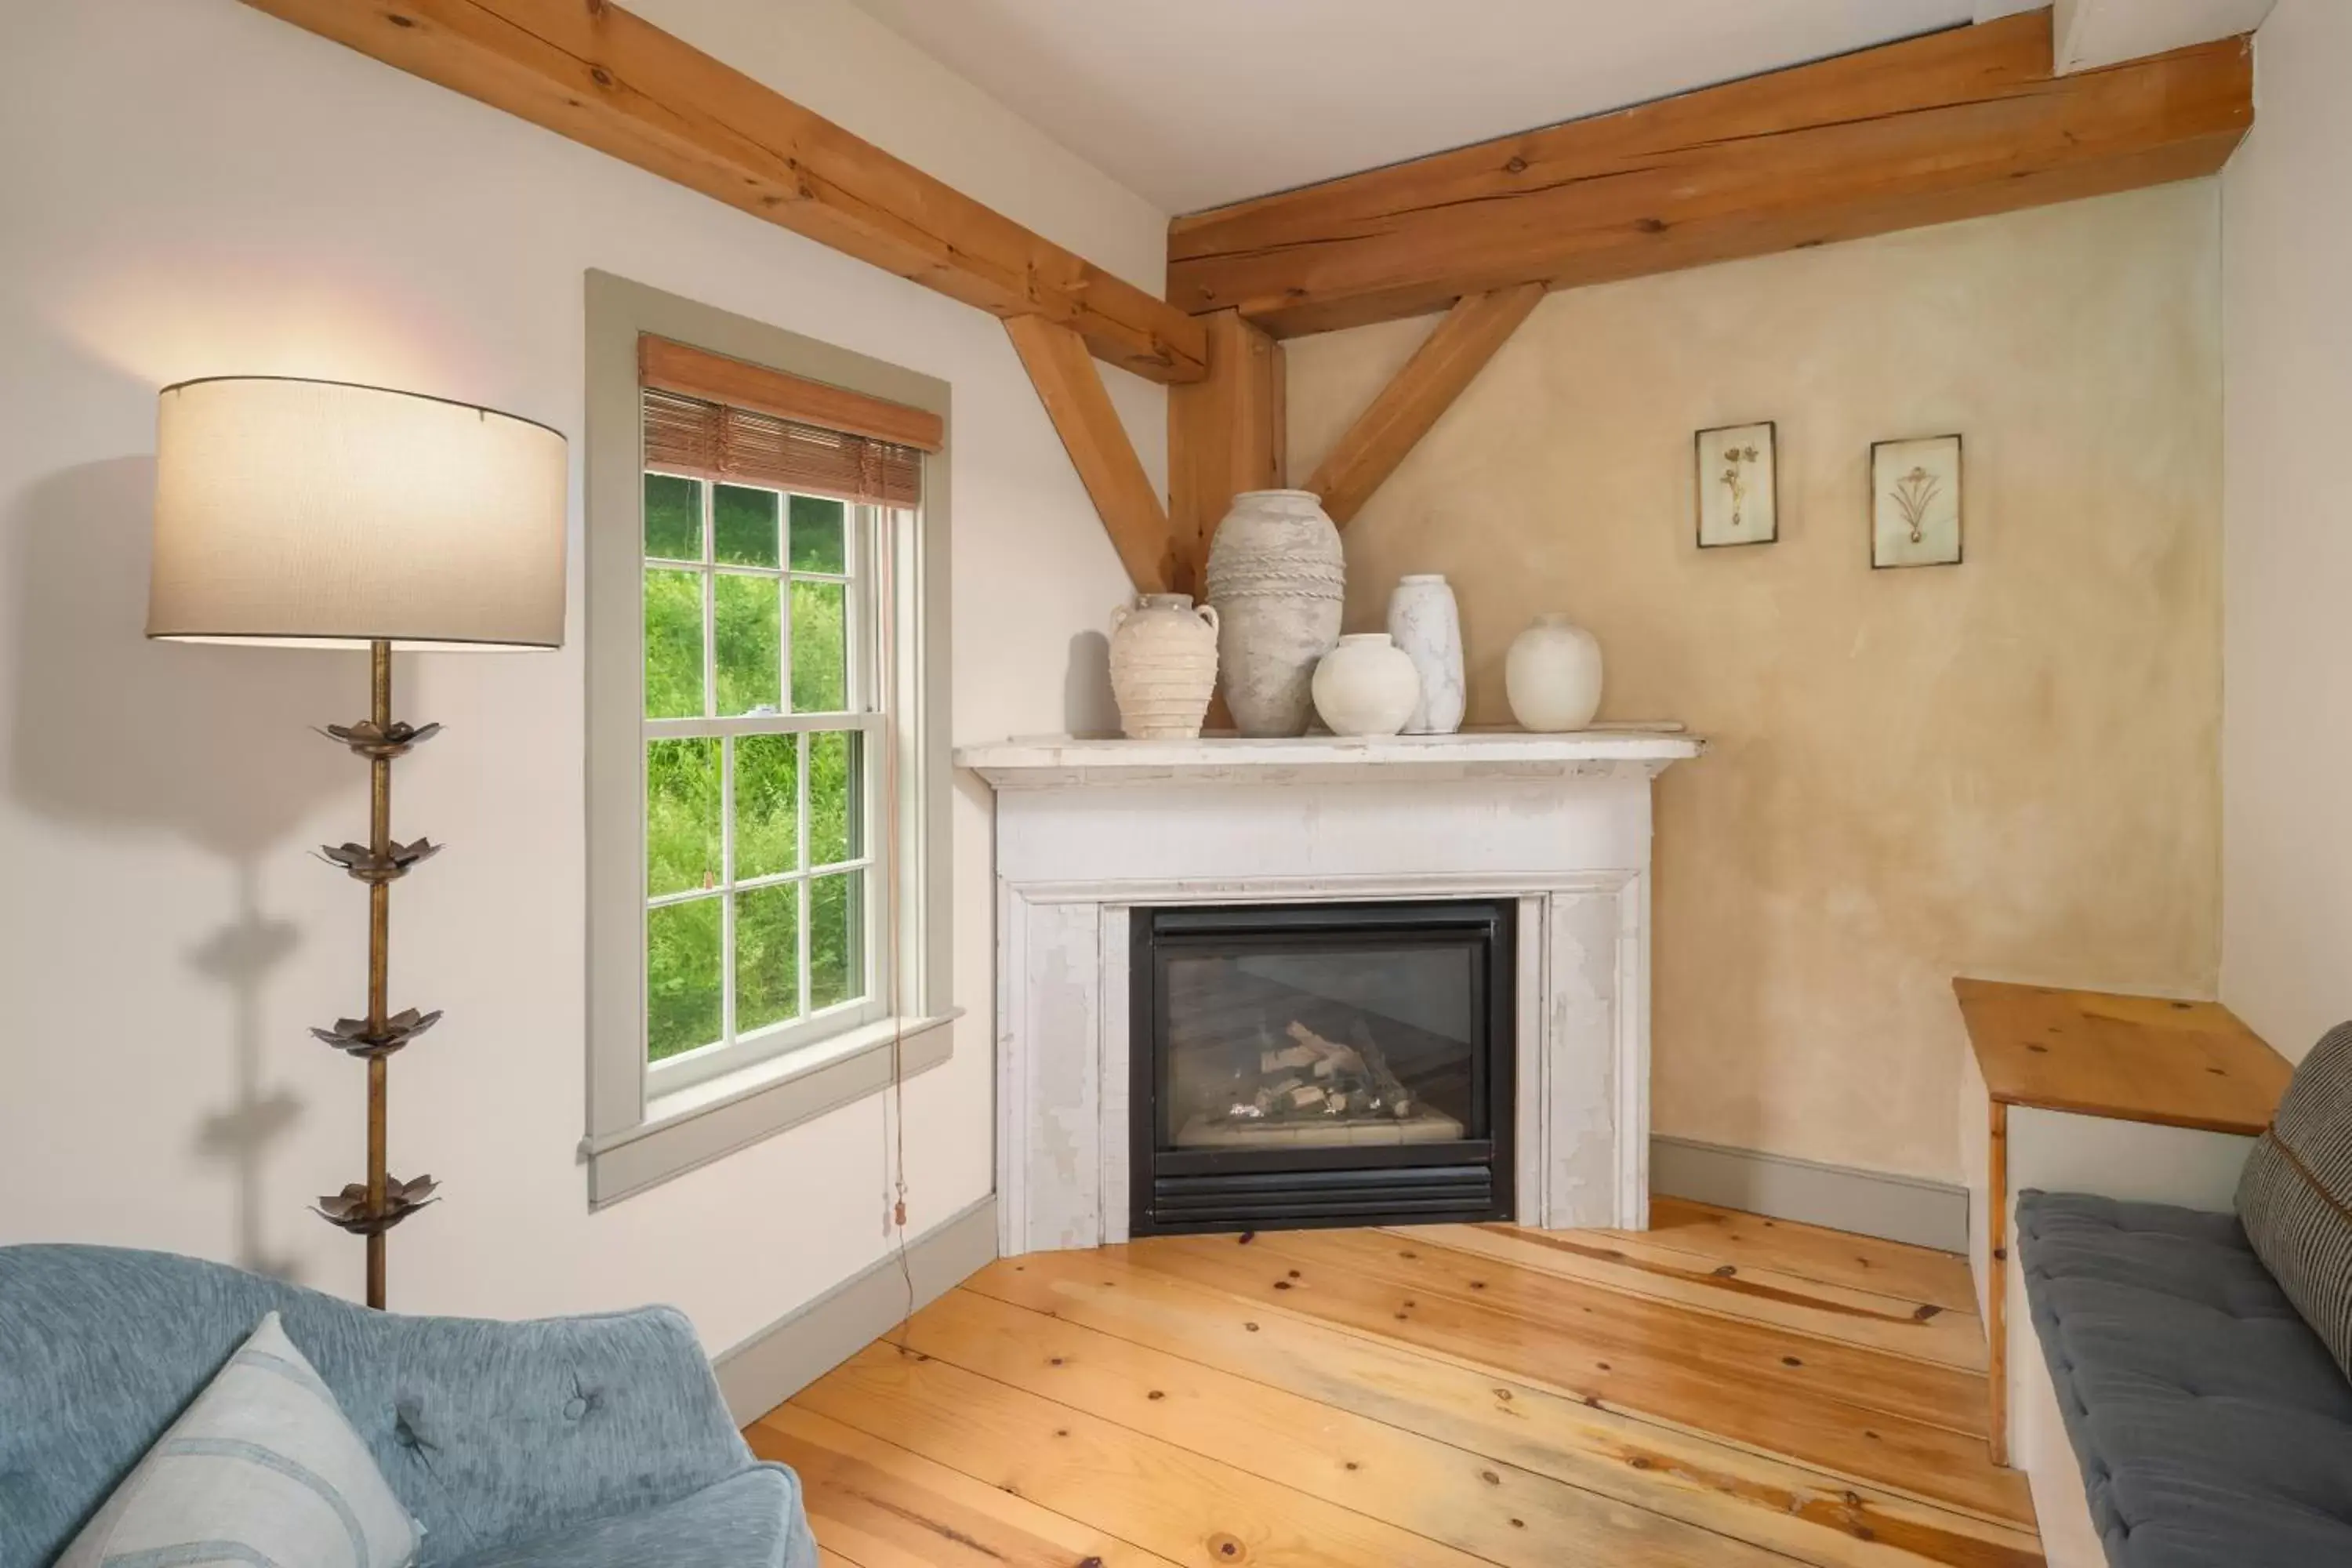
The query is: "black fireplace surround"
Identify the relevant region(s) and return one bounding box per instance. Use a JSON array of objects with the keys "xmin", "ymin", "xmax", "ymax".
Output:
[{"xmin": 1129, "ymin": 899, "xmax": 1515, "ymax": 1236}]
